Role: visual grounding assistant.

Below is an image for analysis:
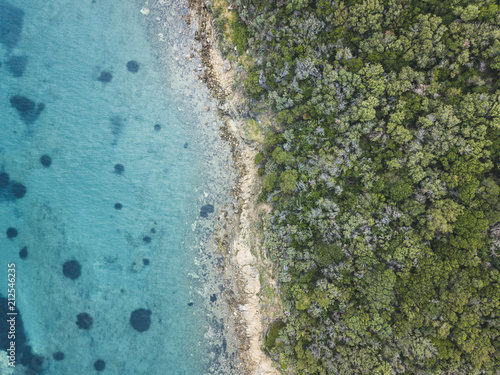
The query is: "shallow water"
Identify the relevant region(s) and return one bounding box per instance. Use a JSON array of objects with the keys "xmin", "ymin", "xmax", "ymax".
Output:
[{"xmin": 0, "ymin": 0, "xmax": 237, "ymax": 373}]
